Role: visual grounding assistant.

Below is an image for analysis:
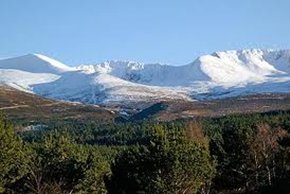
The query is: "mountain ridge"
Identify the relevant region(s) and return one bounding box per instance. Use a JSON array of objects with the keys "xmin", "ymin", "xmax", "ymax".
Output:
[
  {"xmin": 0, "ymin": 53, "xmax": 74, "ymax": 74},
  {"xmin": 1, "ymin": 49, "xmax": 290, "ymax": 106}
]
